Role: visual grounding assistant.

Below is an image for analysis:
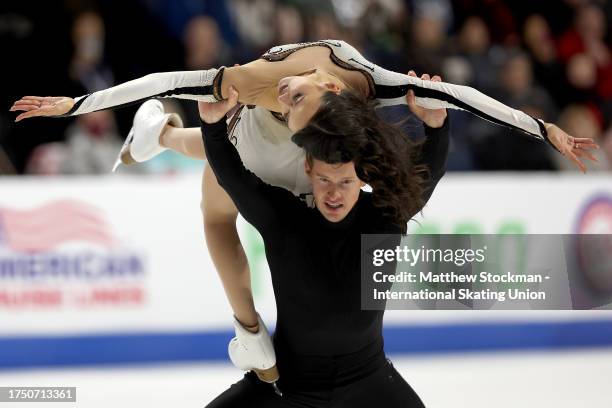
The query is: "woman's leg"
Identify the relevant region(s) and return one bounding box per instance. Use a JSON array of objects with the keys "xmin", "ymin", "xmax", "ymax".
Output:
[
  {"xmin": 160, "ymin": 125, "xmax": 206, "ymax": 160},
  {"xmin": 157, "ymin": 103, "xmax": 246, "ymax": 161},
  {"xmin": 202, "ymin": 164, "xmax": 258, "ymax": 327}
]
